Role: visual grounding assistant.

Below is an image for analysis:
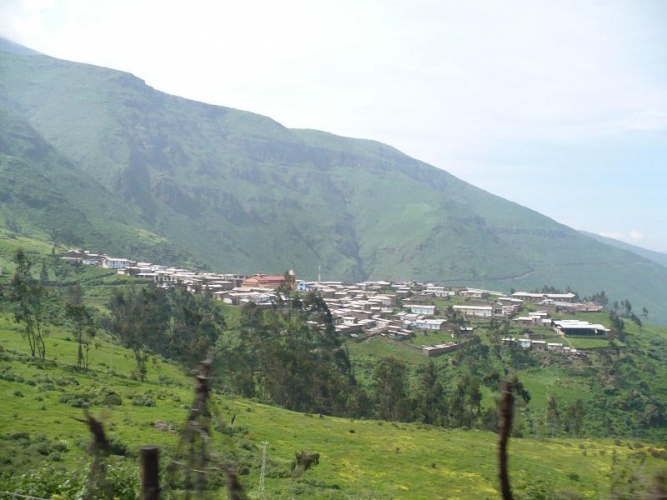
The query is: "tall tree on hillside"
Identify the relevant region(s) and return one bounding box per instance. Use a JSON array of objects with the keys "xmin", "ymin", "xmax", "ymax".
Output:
[
  {"xmin": 450, "ymin": 374, "xmax": 483, "ymax": 428},
  {"xmin": 414, "ymin": 361, "xmax": 447, "ymax": 425},
  {"xmin": 39, "ymin": 261, "xmax": 49, "ymax": 286},
  {"xmin": 222, "ymin": 301, "xmax": 265, "ymax": 397},
  {"xmin": 65, "ymin": 282, "xmax": 96, "ymax": 371},
  {"xmin": 49, "ymin": 254, "xmax": 72, "ymax": 288},
  {"xmin": 66, "ymin": 301, "xmax": 96, "ymax": 371},
  {"xmin": 465, "ymin": 375, "xmax": 483, "ymax": 423},
  {"xmin": 563, "ymin": 398, "xmax": 585, "ymax": 436},
  {"xmin": 219, "ymin": 291, "xmax": 357, "ymax": 416},
  {"xmin": 105, "ymin": 285, "xmax": 170, "ymax": 380},
  {"xmin": 167, "ymin": 284, "xmax": 226, "ymax": 367},
  {"xmin": 546, "ymin": 395, "xmax": 561, "ymax": 436},
  {"xmin": 10, "ymin": 249, "xmax": 47, "ymax": 360},
  {"xmin": 608, "ymin": 309, "xmax": 626, "ymax": 342},
  {"xmin": 373, "ymin": 357, "xmax": 410, "ymax": 421}
]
